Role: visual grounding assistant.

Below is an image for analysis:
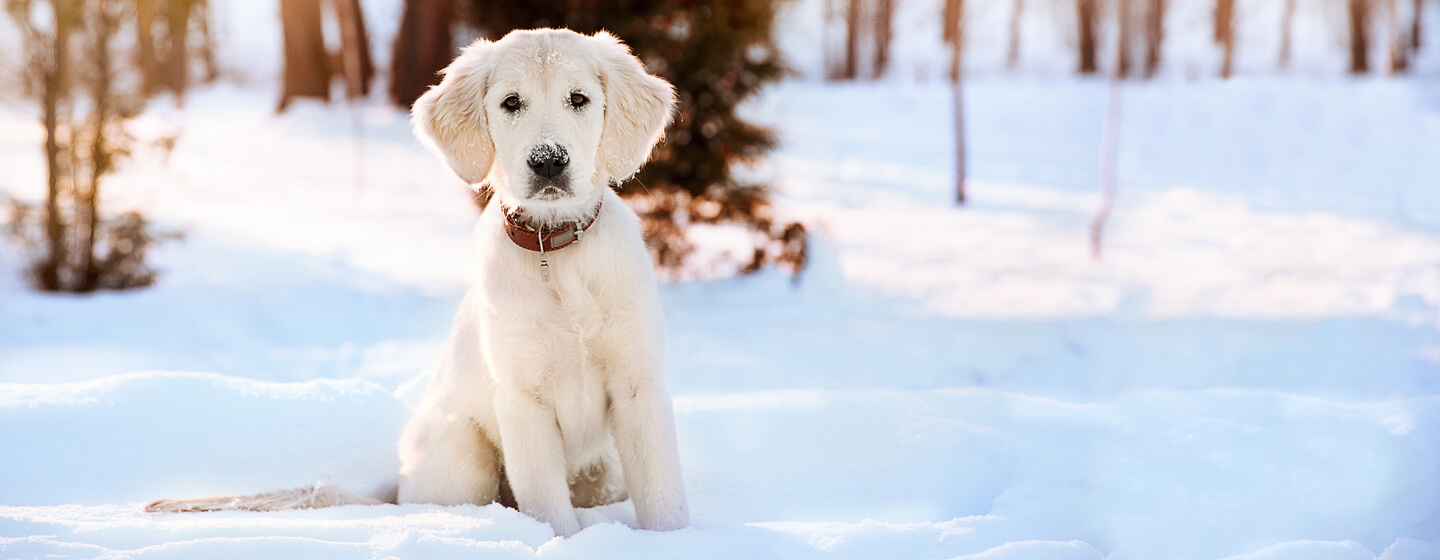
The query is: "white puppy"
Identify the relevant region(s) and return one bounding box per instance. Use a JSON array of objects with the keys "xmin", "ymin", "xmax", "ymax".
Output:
[
  {"xmin": 398, "ymin": 28, "xmax": 687, "ymax": 536},
  {"xmin": 146, "ymin": 29, "xmax": 688, "ymax": 537}
]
